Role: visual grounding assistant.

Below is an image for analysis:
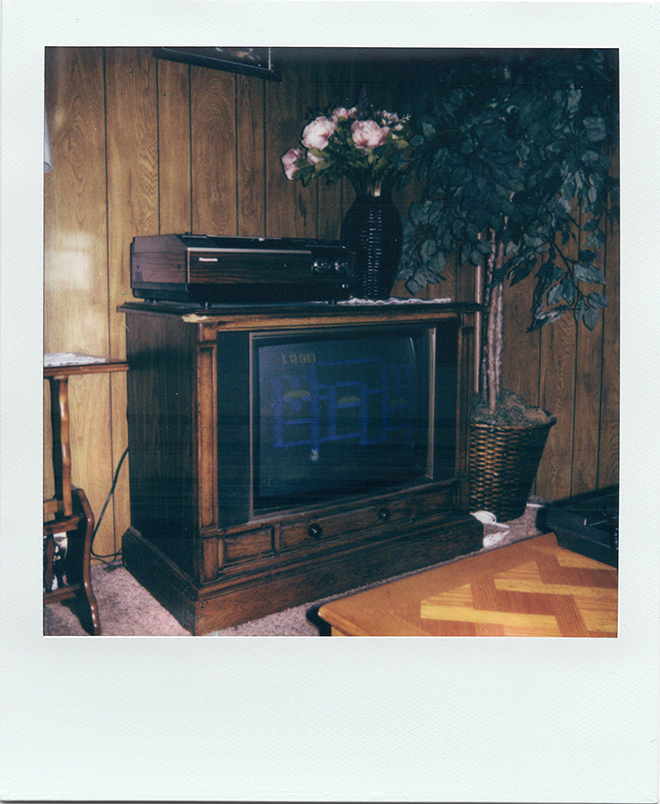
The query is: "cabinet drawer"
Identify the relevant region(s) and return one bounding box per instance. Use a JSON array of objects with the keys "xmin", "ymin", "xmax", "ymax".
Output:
[
  {"xmin": 413, "ymin": 484, "xmax": 456, "ymax": 517},
  {"xmin": 220, "ymin": 527, "xmax": 274, "ymax": 566},
  {"xmin": 280, "ymin": 498, "xmax": 413, "ymax": 551}
]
